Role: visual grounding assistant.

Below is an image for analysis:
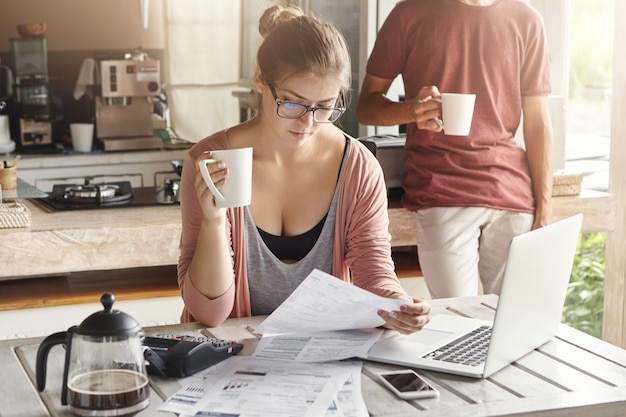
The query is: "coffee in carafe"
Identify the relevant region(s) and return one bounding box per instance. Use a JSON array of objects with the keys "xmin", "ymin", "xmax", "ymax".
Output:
[{"xmin": 67, "ymin": 369, "xmax": 149, "ymax": 416}]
